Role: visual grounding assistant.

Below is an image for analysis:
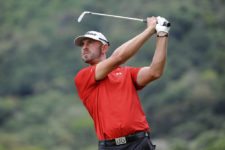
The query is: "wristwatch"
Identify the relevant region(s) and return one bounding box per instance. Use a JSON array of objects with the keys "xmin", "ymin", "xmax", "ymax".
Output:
[{"xmin": 157, "ymin": 31, "xmax": 168, "ymax": 37}]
